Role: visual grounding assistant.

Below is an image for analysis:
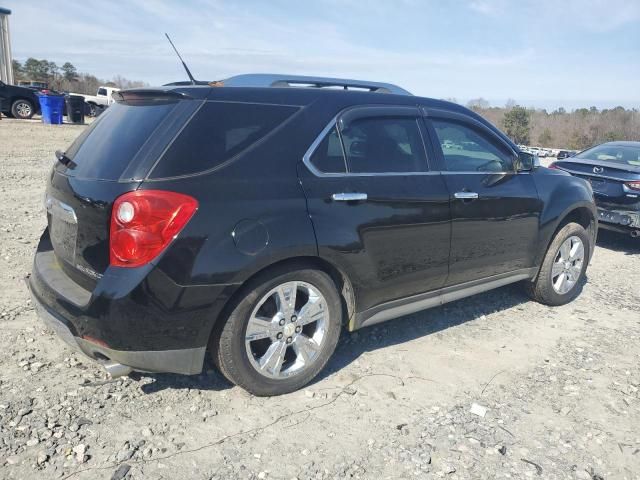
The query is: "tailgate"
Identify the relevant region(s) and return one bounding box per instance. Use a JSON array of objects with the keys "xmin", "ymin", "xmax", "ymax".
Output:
[{"xmin": 46, "ymin": 90, "xmax": 203, "ymax": 286}]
